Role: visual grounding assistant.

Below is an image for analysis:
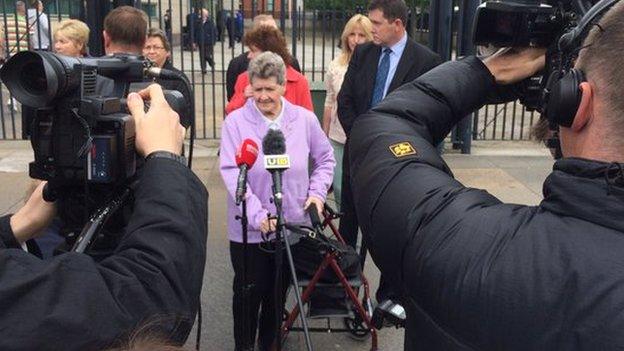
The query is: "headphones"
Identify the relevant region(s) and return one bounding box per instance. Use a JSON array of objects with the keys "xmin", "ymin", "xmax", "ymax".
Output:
[
  {"xmin": 544, "ymin": 68, "xmax": 586, "ymax": 128},
  {"xmin": 544, "ymin": 0, "xmax": 620, "ymax": 128}
]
